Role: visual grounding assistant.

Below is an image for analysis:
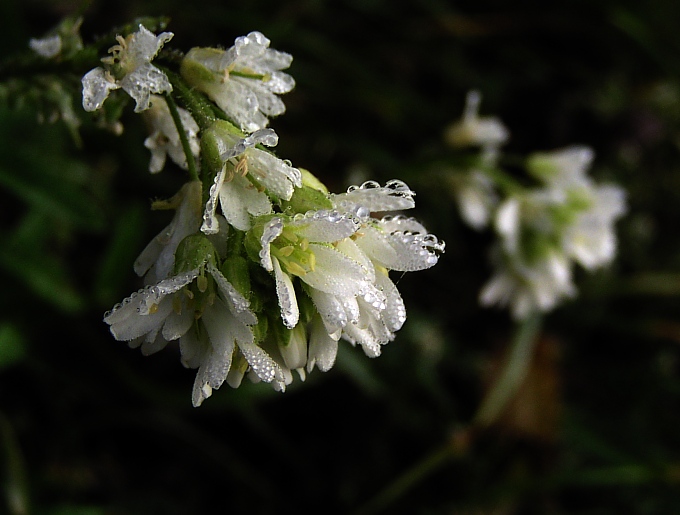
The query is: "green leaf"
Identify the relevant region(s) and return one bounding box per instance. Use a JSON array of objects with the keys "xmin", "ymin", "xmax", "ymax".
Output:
[{"xmin": 0, "ymin": 324, "xmax": 26, "ymax": 370}]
